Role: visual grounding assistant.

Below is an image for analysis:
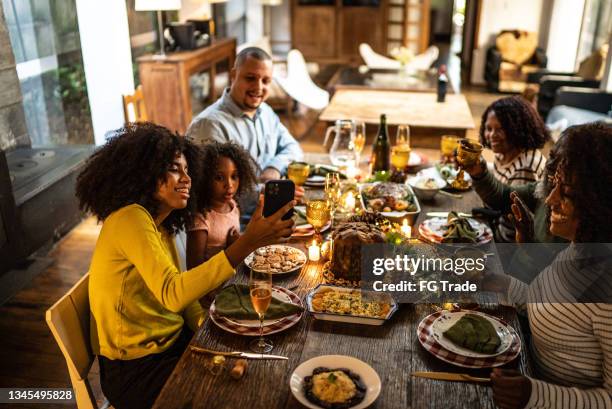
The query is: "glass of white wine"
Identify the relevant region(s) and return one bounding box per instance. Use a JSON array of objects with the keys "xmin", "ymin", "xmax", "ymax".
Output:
[
  {"xmin": 352, "ymin": 121, "xmax": 366, "ymax": 167},
  {"xmin": 287, "ymin": 161, "xmax": 310, "ymax": 186},
  {"xmin": 391, "ymin": 125, "xmax": 411, "ymax": 170},
  {"xmin": 249, "ymin": 269, "xmax": 273, "ymax": 353},
  {"xmin": 325, "ymin": 172, "xmax": 341, "ymax": 228}
]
